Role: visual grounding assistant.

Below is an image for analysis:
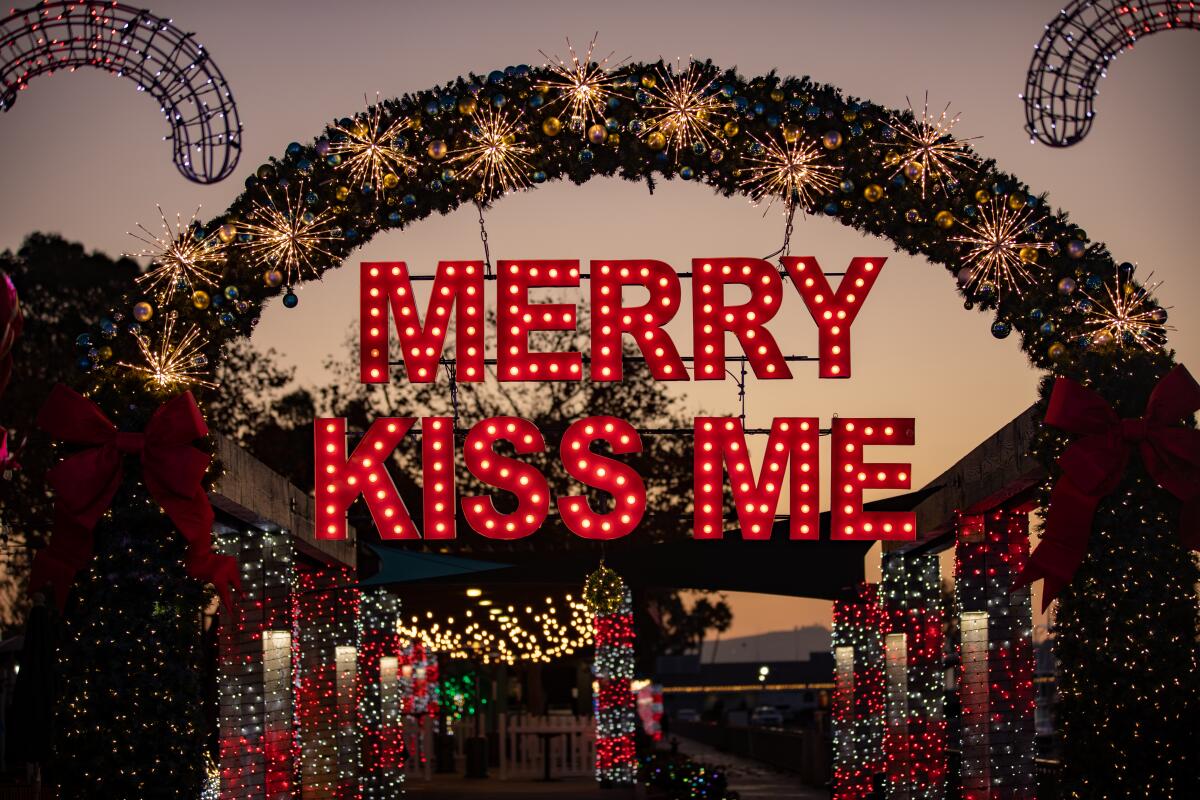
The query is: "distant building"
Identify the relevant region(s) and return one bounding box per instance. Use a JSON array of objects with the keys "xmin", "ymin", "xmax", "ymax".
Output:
[{"xmin": 656, "ymin": 636, "xmax": 833, "ymax": 728}]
